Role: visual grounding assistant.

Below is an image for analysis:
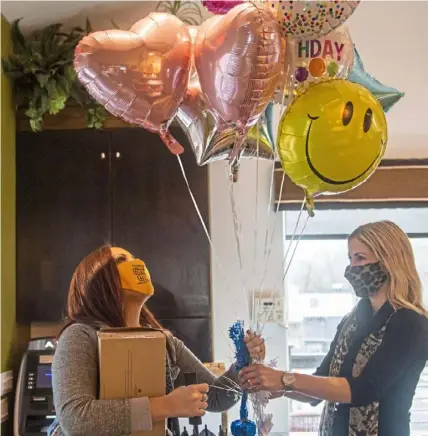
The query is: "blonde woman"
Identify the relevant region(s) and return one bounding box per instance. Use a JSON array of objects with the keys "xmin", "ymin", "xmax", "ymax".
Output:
[{"xmin": 239, "ymin": 220, "xmax": 428, "ymax": 436}]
